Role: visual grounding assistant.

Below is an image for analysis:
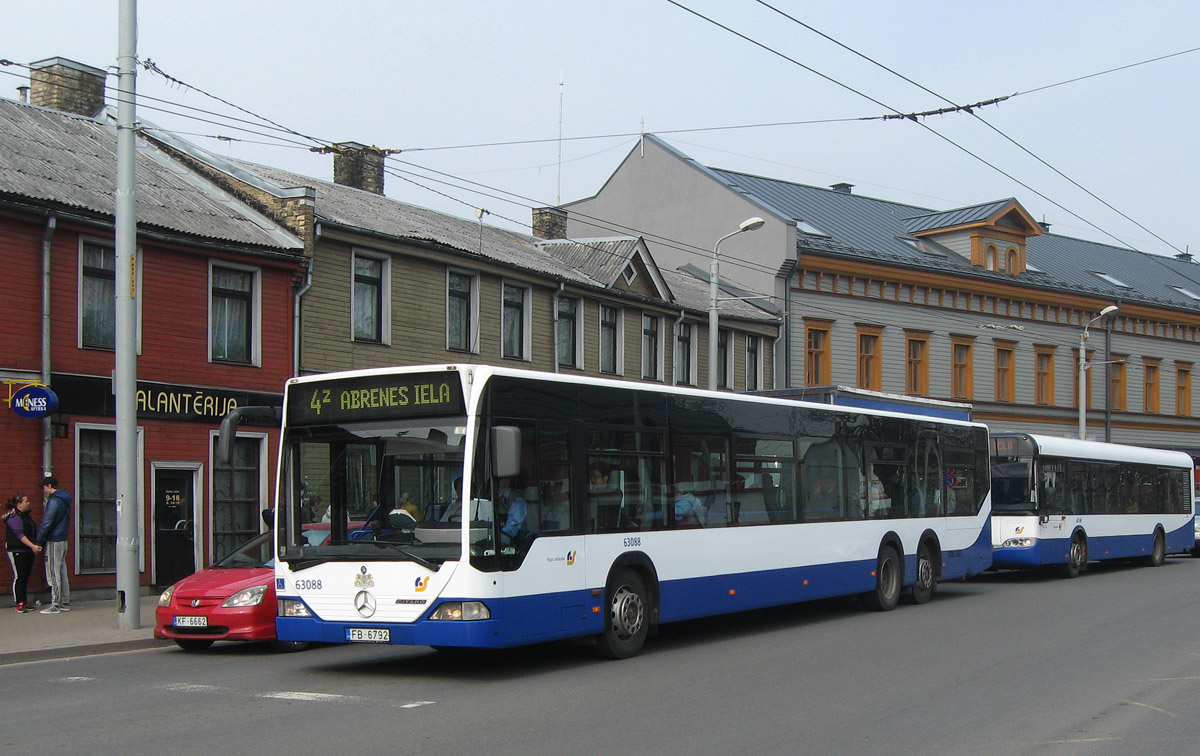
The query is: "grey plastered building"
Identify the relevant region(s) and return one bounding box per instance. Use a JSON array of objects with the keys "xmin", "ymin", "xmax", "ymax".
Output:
[{"xmin": 560, "ymin": 134, "xmax": 1200, "ymax": 454}]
